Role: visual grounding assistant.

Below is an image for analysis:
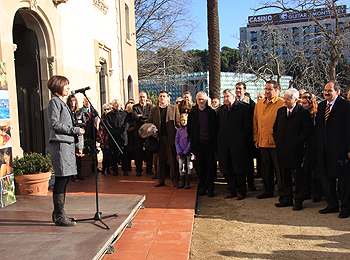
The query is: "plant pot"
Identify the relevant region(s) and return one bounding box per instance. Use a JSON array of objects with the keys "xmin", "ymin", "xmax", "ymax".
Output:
[
  {"xmin": 14, "ymin": 171, "xmax": 52, "ymax": 196},
  {"xmin": 80, "ymin": 155, "xmax": 94, "ymax": 177}
]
